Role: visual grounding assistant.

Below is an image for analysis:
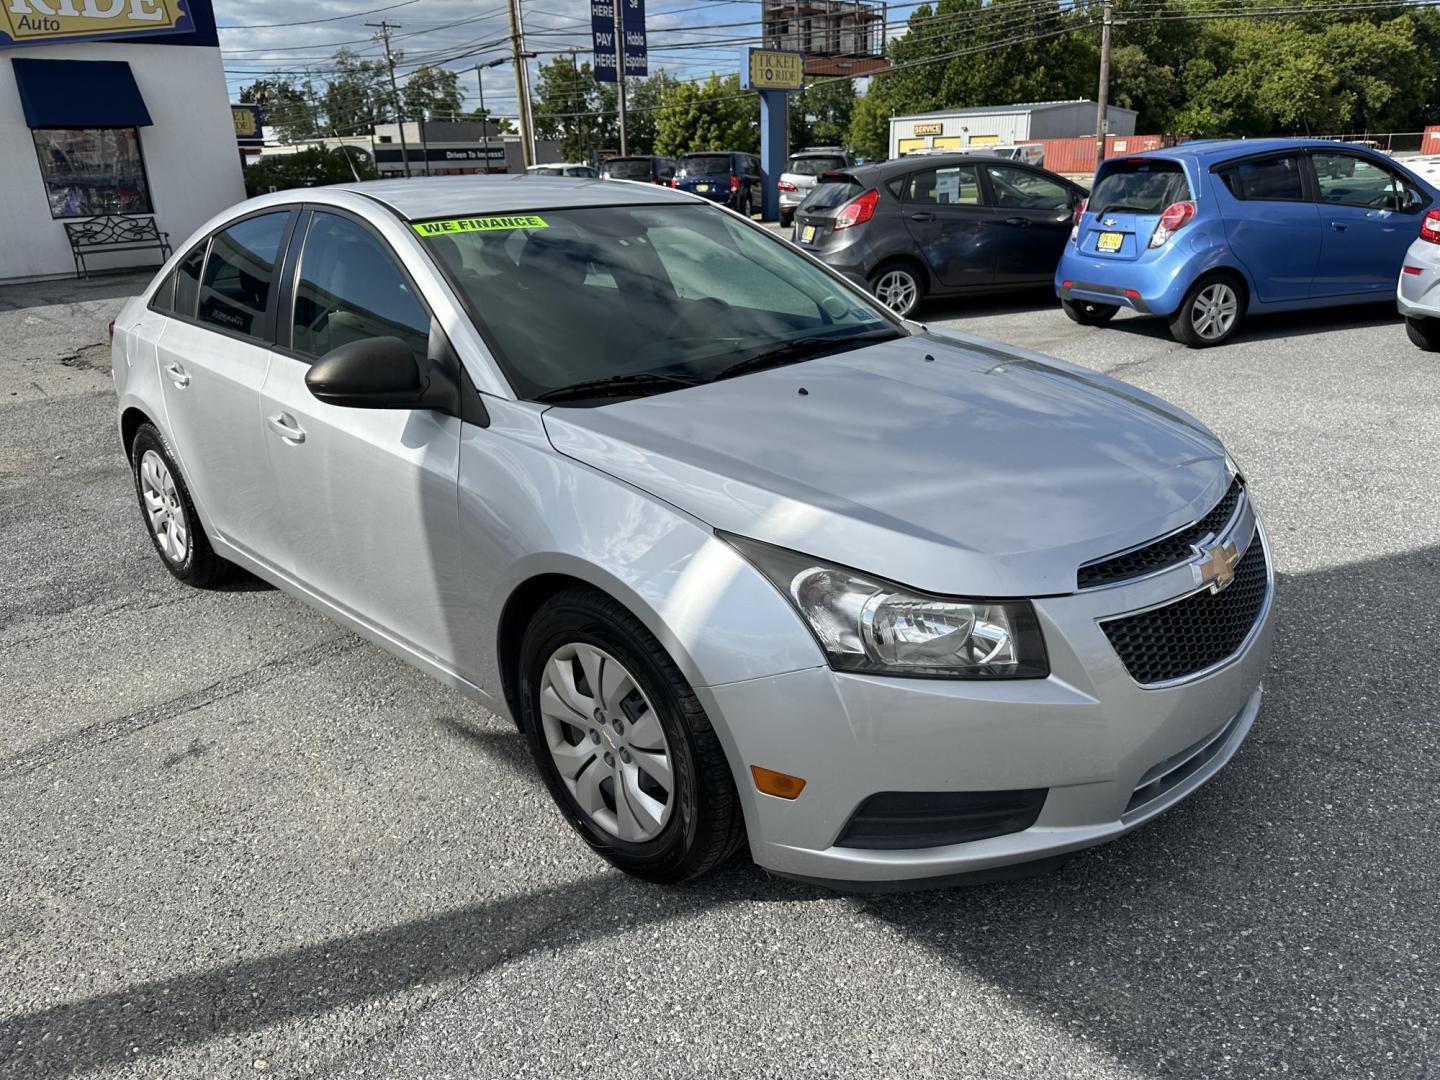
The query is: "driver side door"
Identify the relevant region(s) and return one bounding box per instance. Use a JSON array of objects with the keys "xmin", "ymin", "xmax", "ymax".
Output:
[
  {"xmin": 258, "ymin": 208, "xmax": 466, "ymax": 667},
  {"xmin": 1310, "ymin": 151, "xmax": 1423, "ymax": 297}
]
